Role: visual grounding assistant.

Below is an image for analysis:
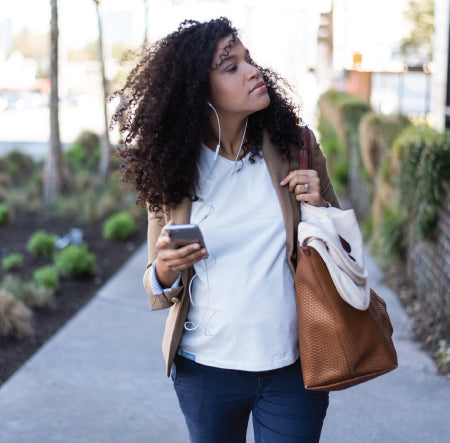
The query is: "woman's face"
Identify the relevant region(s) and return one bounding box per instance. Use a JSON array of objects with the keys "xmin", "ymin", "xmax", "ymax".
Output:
[{"xmin": 208, "ymin": 36, "xmax": 270, "ymax": 117}]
